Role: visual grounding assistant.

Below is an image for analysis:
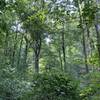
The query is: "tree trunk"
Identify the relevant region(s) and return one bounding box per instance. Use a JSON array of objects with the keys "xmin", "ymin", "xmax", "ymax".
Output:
[
  {"xmin": 4, "ymin": 32, "xmax": 9, "ymax": 56},
  {"xmin": 85, "ymin": 23, "xmax": 95, "ymax": 71},
  {"xmin": 95, "ymin": 0, "xmax": 100, "ymax": 67},
  {"xmin": 11, "ymin": 32, "xmax": 18, "ymax": 67},
  {"xmin": 23, "ymin": 36, "xmax": 29, "ymax": 68},
  {"xmin": 58, "ymin": 48, "xmax": 63, "ymax": 71},
  {"xmin": 34, "ymin": 33, "xmax": 41, "ymax": 73},
  {"xmin": 17, "ymin": 34, "xmax": 23, "ymax": 69},
  {"xmin": 35, "ymin": 54, "xmax": 39, "ymax": 73},
  {"xmin": 61, "ymin": 31, "xmax": 66, "ymax": 71},
  {"xmin": 82, "ymin": 29, "xmax": 89, "ymax": 73},
  {"xmin": 77, "ymin": 0, "xmax": 89, "ymax": 73},
  {"xmin": 95, "ymin": 24, "xmax": 100, "ymax": 67}
]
